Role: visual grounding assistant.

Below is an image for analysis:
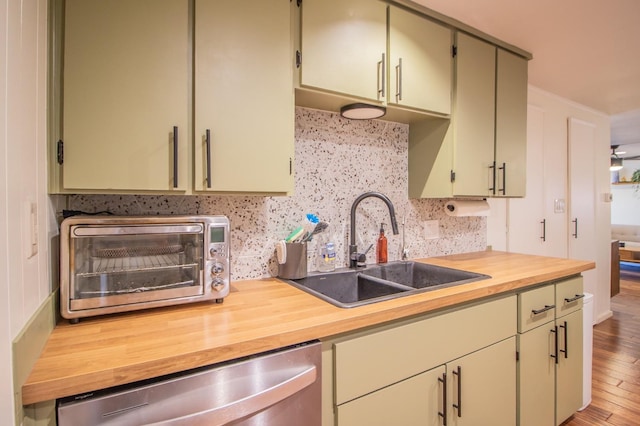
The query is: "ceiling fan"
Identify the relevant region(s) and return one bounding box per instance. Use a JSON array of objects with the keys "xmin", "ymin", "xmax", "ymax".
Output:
[{"xmin": 610, "ymin": 145, "xmax": 623, "ymax": 171}]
